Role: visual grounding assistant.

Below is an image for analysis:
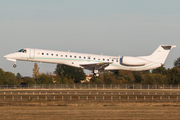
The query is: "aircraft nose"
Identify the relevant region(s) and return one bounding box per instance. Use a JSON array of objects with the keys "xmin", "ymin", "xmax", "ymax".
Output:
[
  {"xmin": 4, "ymin": 54, "xmax": 11, "ymax": 59},
  {"xmin": 4, "ymin": 55, "xmax": 8, "ymax": 58}
]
